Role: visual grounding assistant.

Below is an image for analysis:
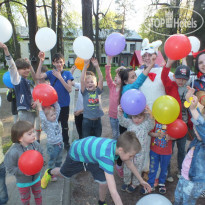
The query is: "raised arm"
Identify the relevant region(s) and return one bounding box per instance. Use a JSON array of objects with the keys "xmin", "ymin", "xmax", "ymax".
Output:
[
  {"xmin": 91, "ymin": 58, "xmax": 103, "ymax": 90},
  {"xmin": 35, "ymin": 52, "xmax": 47, "ymax": 80},
  {"xmin": 80, "ymin": 59, "xmax": 90, "ymax": 93}
]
